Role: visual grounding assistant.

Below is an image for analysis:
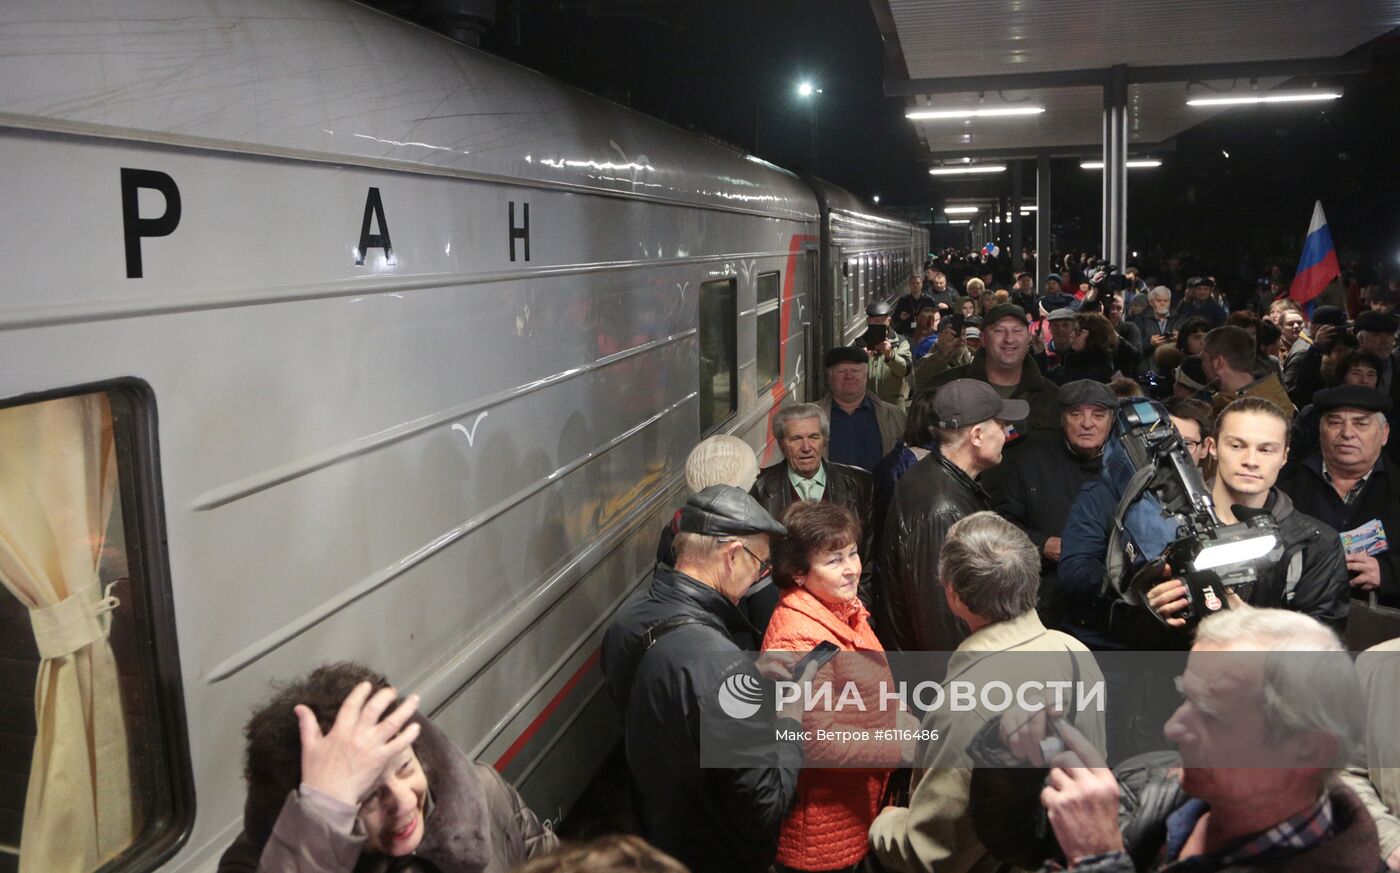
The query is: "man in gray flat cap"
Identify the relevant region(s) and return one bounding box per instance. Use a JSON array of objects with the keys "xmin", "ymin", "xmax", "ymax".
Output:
[
  {"xmin": 602, "ymin": 486, "xmax": 806, "ymax": 873},
  {"xmin": 995, "ymin": 380, "xmax": 1116, "ymax": 628},
  {"xmin": 877, "ymin": 380, "xmax": 1027, "ymax": 652}
]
